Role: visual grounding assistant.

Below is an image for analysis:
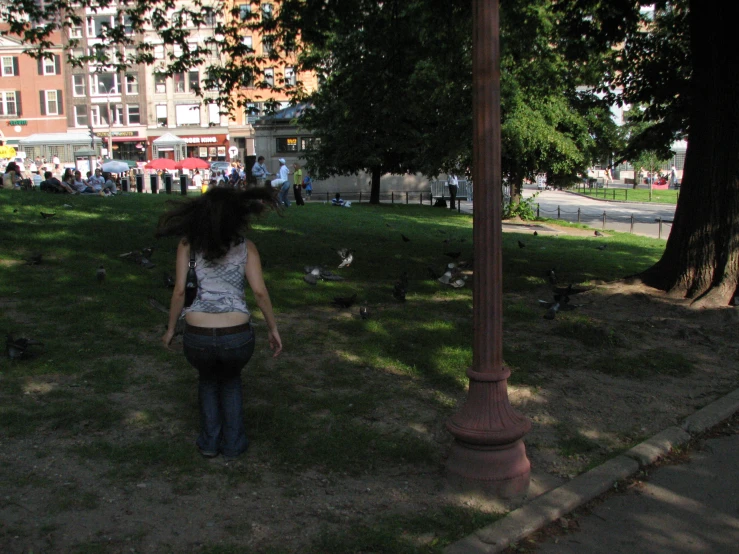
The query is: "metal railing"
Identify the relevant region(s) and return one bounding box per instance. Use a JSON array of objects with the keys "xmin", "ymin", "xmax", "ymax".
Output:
[{"xmin": 534, "ymin": 204, "xmax": 674, "ymax": 239}]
